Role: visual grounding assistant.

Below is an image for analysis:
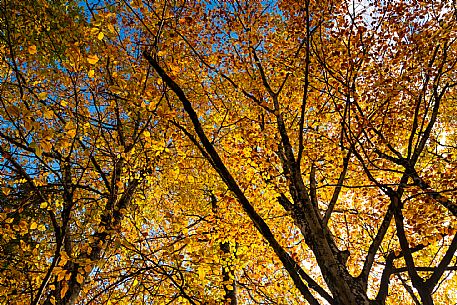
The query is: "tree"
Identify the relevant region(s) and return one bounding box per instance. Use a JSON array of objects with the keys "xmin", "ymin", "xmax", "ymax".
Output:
[
  {"xmin": 1, "ymin": 0, "xmax": 457, "ymax": 304},
  {"xmin": 0, "ymin": 1, "xmax": 166, "ymax": 303}
]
